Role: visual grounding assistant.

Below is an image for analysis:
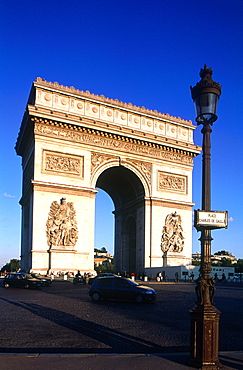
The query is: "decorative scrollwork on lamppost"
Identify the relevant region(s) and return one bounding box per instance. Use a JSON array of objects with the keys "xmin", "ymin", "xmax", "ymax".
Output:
[{"xmin": 188, "ymin": 65, "xmax": 223, "ymax": 369}]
